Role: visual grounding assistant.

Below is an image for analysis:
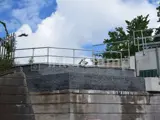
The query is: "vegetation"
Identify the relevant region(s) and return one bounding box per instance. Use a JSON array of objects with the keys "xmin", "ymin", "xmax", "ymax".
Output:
[
  {"xmin": 28, "ymin": 56, "xmax": 34, "ymax": 64},
  {"xmin": 0, "ymin": 21, "xmax": 14, "ymax": 72},
  {"xmin": 103, "ymin": 15, "xmax": 153, "ymax": 58},
  {"xmin": 154, "ymin": 3, "xmax": 160, "ymax": 42}
]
